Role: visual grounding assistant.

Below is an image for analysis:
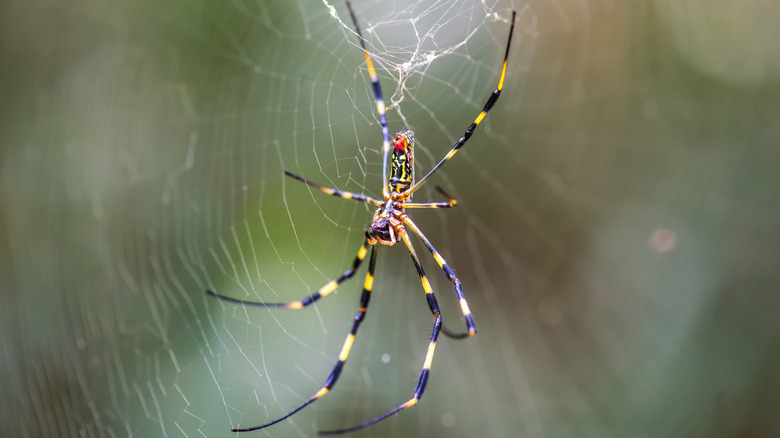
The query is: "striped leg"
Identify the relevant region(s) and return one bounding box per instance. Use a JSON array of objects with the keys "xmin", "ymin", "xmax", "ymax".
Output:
[
  {"xmin": 407, "ymin": 10, "xmax": 516, "ymax": 195},
  {"xmin": 319, "ymin": 233, "xmax": 442, "ymax": 435},
  {"xmin": 403, "ymin": 217, "xmax": 476, "ymax": 339},
  {"xmin": 230, "ymin": 245, "xmax": 378, "ymax": 433},
  {"xmin": 405, "ymin": 186, "xmax": 458, "ymax": 209},
  {"xmin": 346, "ymin": 1, "xmax": 392, "ymax": 197},
  {"xmin": 284, "ymin": 171, "xmax": 383, "ymax": 207},
  {"xmin": 206, "ymin": 239, "xmax": 371, "ymax": 309}
]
